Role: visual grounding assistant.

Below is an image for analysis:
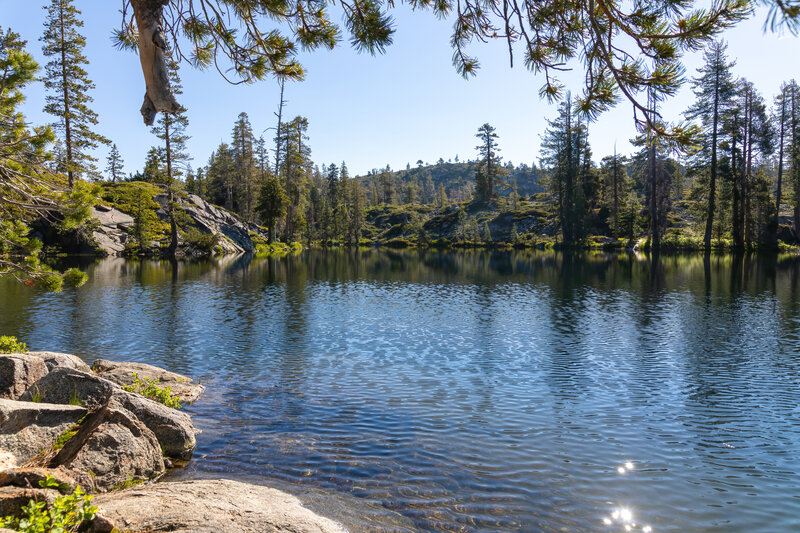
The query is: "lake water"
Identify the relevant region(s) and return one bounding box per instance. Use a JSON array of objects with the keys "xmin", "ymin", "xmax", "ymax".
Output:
[{"xmin": 1, "ymin": 250, "xmax": 800, "ymax": 532}]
